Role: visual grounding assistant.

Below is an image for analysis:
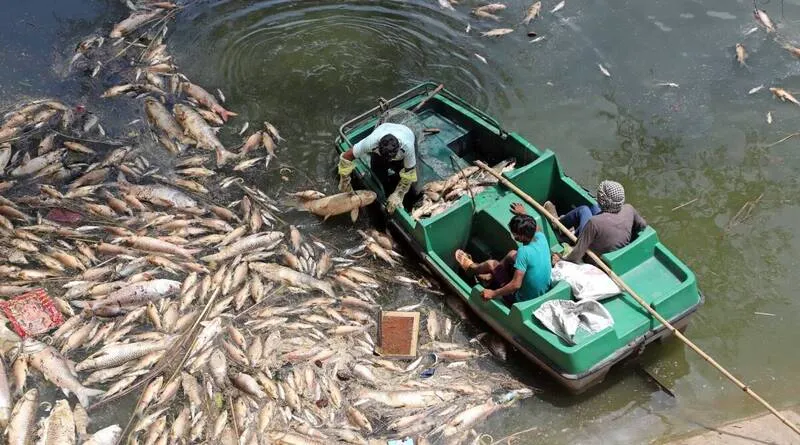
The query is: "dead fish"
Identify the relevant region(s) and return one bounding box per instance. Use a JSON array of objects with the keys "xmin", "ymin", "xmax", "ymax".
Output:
[
  {"xmin": 550, "ymin": 0, "xmax": 565, "ymax": 13},
  {"xmin": 110, "ymin": 9, "xmax": 163, "ymax": 38},
  {"xmin": 767, "ymin": 111, "xmax": 773, "ymax": 124},
  {"xmin": 735, "ymin": 43, "xmax": 748, "ymax": 66},
  {"xmin": 748, "ymin": 85, "xmax": 764, "ymax": 95},
  {"xmin": 119, "ymin": 183, "xmax": 197, "ymax": 208},
  {"xmin": 770, "ymin": 87, "xmax": 800, "ymax": 106},
  {"xmin": 173, "ymin": 104, "xmax": 237, "ymax": 166},
  {"xmin": 6, "ymin": 388, "xmax": 38, "ymax": 445},
  {"xmin": 201, "ymin": 232, "xmax": 283, "ymax": 262},
  {"xmin": 0, "ymin": 359, "xmax": 10, "ymax": 428},
  {"xmin": 480, "ymin": 28, "xmax": 514, "ymax": 37},
  {"xmin": 144, "ymin": 97, "xmax": 194, "ymax": 145},
  {"xmin": 598, "ymin": 63, "xmax": 611, "ymax": 78},
  {"xmin": 181, "ymin": 82, "xmax": 237, "ymax": 122},
  {"xmin": 22, "ymin": 339, "xmax": 104, "ymax": 407},
  {"xmin": 472, "ymin": 10, "xmax": 501, "ymax": 21},
  {"xmin": 427, "ymin": 310, "xmax": 441, "ymax": 341},
  {"xmin": 37, "ymin": 399, "xmax": 75, "ymax": 445},
  {"xmin": 241, "ymin": 131, "xmax": 262, "ymax": 155},
  {"xmin": 261, "ymin": 131, "xmax": 276, "ymax": 157},
  {"xmin": 300, "ymin": 190, "xmax": 377, "ymax": 222},
  {"xmin": 84, "ymin": 279, "xmax": 181, "ymax": 316},
  {"xmin": 238, "ymin": 121, "xmax": 249, "ymax": 136},
  {"xmin": 82, "ymin": 425, "xmax": 122, "ymax": 445},
  {"xmin": 250, "ymin": 262, "xmax": 335, "ymax": 297},
  {"xmin": 233, "ymin": 156, "xmax": 264, "ymax": 171},
  {"xmin": 10, "ymin": 149, "xmax": 65, "ymax": 177},
  {"xmin": 522, "ymin": 1, "xmax": 541, "ymax": 24},
  {"xmin": 437, "ymin": 0, "xmax": 455, "ymax": 11},
  {"xmin": 290, "ymin": 190, "xmax": 326, "ymax": 201},
  {"xmin": 782, "ymin": 43, "xmax": 800, "ymax": 58},
  {"xmin": 475, "ymin": 3, "xmax": 506, "ymax": 13},
  {"xmin": 754, "ymin": 8, "xmax": 775, "ymax": 33},
  {"xmin": 475, "ymin": 53, "xmax": 488, "ymax": 64},
  {"xmin": 263, "ymin": 121, "xmax": 284, "ymax": 142},
  {"xmin": 125, "ymin": 236, "xmax": 199, "ymax": 259}
]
